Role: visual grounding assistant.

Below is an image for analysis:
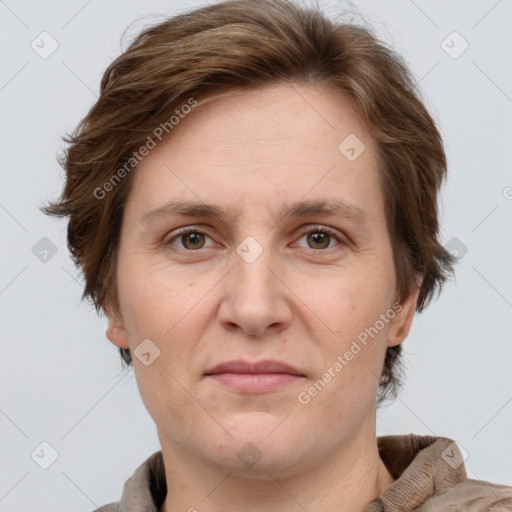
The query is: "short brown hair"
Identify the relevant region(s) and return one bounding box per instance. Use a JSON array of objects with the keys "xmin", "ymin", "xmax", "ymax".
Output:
[{"xmin": 42, "ymin": 0, "xmax": 457, "ymax": 403}]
